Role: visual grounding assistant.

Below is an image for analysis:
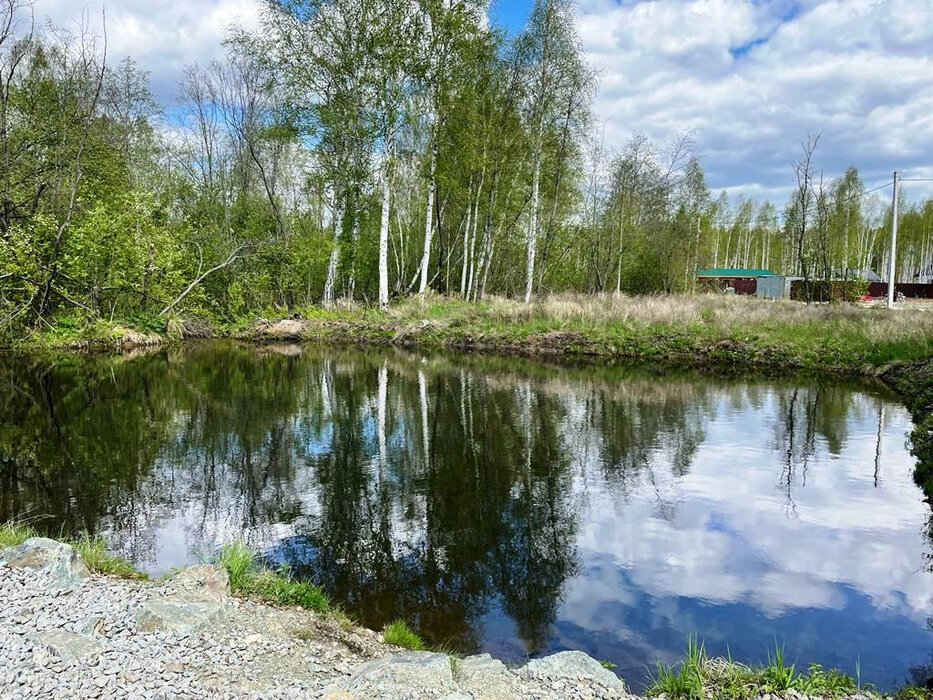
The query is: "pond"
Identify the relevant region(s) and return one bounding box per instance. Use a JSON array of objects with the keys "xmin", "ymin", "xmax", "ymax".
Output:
[{"xmin": 1, "ymin": 342, "xmax": 931, "ymax": 690}]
